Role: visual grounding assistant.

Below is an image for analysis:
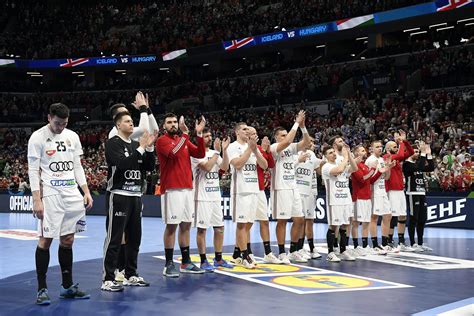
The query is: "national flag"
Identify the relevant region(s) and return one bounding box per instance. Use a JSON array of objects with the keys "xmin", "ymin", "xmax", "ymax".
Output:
[
  {"xmin": 60, "ymin": 58, "xmax": 90, "ymax": 67},
  {"xmin": 0, "ymin": 59, "xmax": 16, "ymax": 68},
  {"xmin": 162, "ymin": 49, "xmax": 187, "ymax": 61},
  {"xmin": 336, "ymin": 14, "xmax": 374, "ymax": 31},
  {"xmin": 436, "ymin": 0, "xmax": 473, "ymax": 11},
  {"xmin": 223, "ymin": 37, "xmax": 255, "ymax": 51}
]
